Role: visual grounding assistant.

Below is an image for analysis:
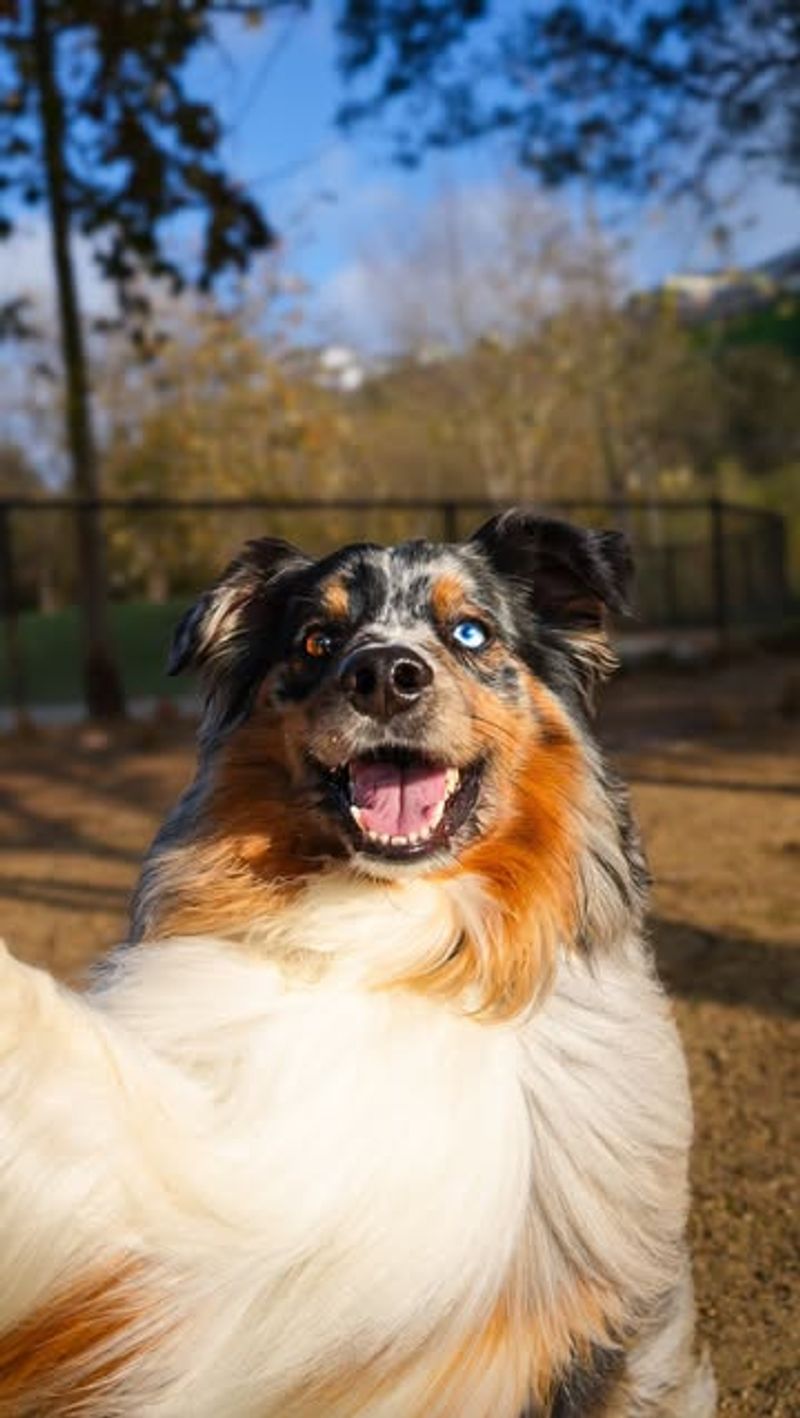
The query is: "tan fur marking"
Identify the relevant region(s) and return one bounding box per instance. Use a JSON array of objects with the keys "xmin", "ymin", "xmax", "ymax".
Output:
[
  {"xmin": 0, "ymin": 1262, "xmax": 156, "ymax": 1416},
  {"xmin": 149, "ymin": 707, "xmax": 332, "ymax": 941},
  {"xmin": 273, "ymin": 1272, "xmax": 621, "ymax": 1417},
  {"xmin": 430, "ymin": 1269, "xmax": 622, "ymax": 1414},
  {"xmin": 430, "ymin": 572, "xmax": 470, "ymax": 622},
  {"xmin": 321, "ymin": 578, "xmax": 350, "ymax": 620},
  {"xmin": 420, "ymin": 673, "xmax": 584, "ymax": 1019}
]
